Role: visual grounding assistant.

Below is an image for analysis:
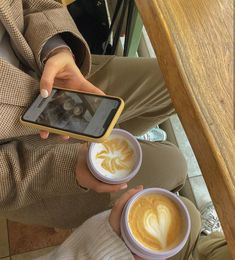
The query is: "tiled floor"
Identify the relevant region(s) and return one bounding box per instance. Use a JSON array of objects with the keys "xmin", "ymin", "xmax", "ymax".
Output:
[
  {"xmin": 0, "ymin": 220, "xmax": 71, "ymax": 259},
  {"xmin": 0, "ymin": 115, "xmax": 213, "ymax": 259},
  {"xmin": 170, "ymin": 114, "xmax": 212, "ymax": 210}
]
